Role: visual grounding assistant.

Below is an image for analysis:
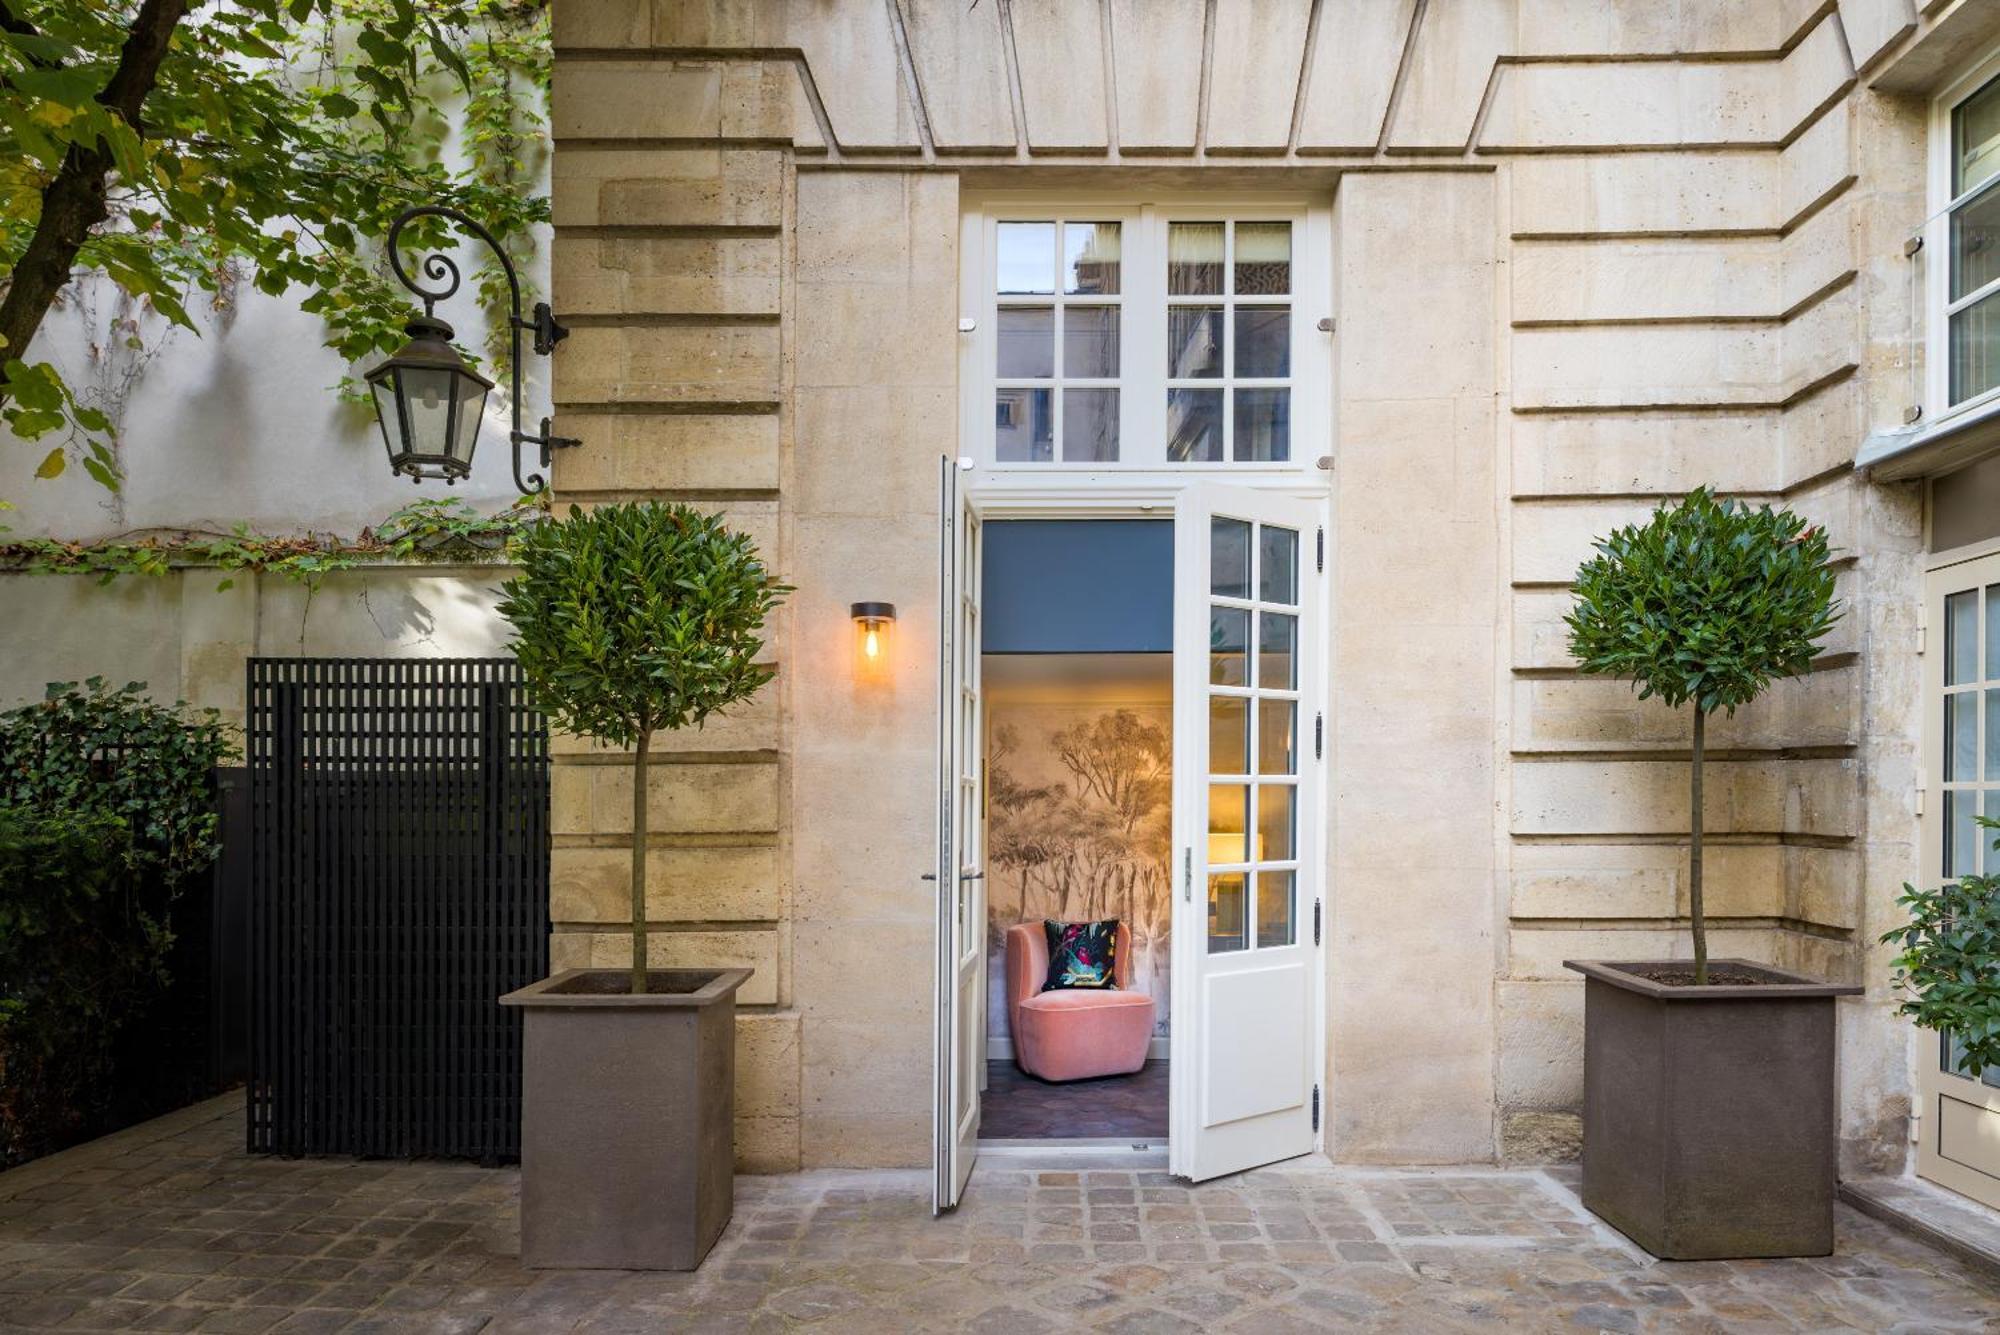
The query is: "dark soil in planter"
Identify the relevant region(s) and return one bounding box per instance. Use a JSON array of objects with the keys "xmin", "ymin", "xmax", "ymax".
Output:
[
  {"xmin": 542, "ymin": 969, "xmax": 729, "ymax": 996},
  {"xmin": 1621, "ymin": 965, "xmax": 1772, "ymax": 987}
]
